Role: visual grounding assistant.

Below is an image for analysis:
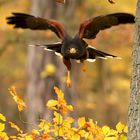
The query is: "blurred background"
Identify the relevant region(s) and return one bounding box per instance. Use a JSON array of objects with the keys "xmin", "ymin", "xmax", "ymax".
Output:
[{"xmin": 0, "ymin": 0, "xmax": 135, "ymax": 133}]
